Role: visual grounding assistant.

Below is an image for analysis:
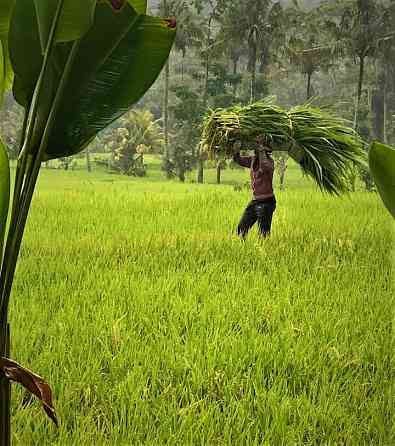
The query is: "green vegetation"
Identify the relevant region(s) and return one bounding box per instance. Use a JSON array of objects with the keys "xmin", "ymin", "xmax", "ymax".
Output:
[
  {"xmin": 202, "ymin": 101, "xmax": 366, "ymax": 194},
  {"xmin": 1, "ymin": 0, "xmax": 175, "ymax": 442},
  {"xmin": 1, "ymin": 0, "xmax": 393, "ymax": 444},
  {"xmin": 8, "ymin": 164, "xmax": 393, "ymax": 445},
  {"xmin": 369, "ymin": 141, "xmax": 395, "ymax": 217}
]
